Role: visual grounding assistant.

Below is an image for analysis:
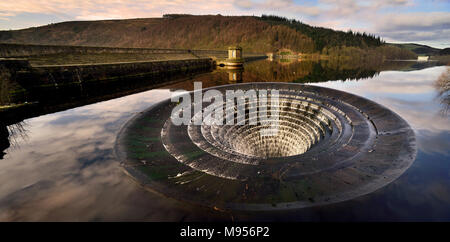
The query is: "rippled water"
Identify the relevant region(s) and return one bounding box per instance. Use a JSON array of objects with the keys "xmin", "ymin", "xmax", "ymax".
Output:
[{"xmin": 0, "ymin": 59, "xmax": 449, "ymax": 221}]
